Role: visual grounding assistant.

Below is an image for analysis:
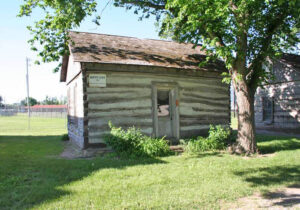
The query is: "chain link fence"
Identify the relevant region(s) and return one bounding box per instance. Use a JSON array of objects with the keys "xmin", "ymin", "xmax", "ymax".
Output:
[{"xmin": 0, "ymin": 105, "xmax": 67, "ymax": 134}]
